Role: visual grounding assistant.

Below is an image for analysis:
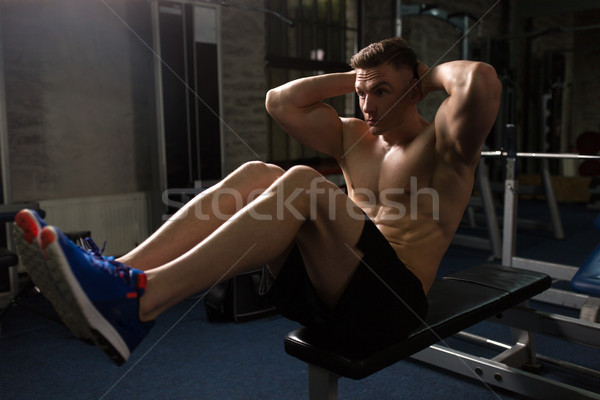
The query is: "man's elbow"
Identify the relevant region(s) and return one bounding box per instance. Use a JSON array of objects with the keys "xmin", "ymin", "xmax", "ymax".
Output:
[
  {"xmin": 265, "ymin": 88, "xmax": 279, "ymax": 115},
  {"xmin": 265, "ymin": 88, "xmax": 293, "ymax": 121},
  {"xmin": 473, "ymin": 62, "xmax": 502, "ymax": 101}
]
